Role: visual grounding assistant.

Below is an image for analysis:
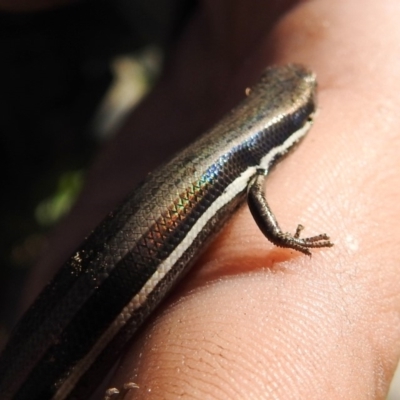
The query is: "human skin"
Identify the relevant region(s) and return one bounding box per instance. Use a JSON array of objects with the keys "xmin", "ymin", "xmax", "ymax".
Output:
[{"xmin": 6, "ymin": 0, "xmax": 400, "ymax": 399}]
